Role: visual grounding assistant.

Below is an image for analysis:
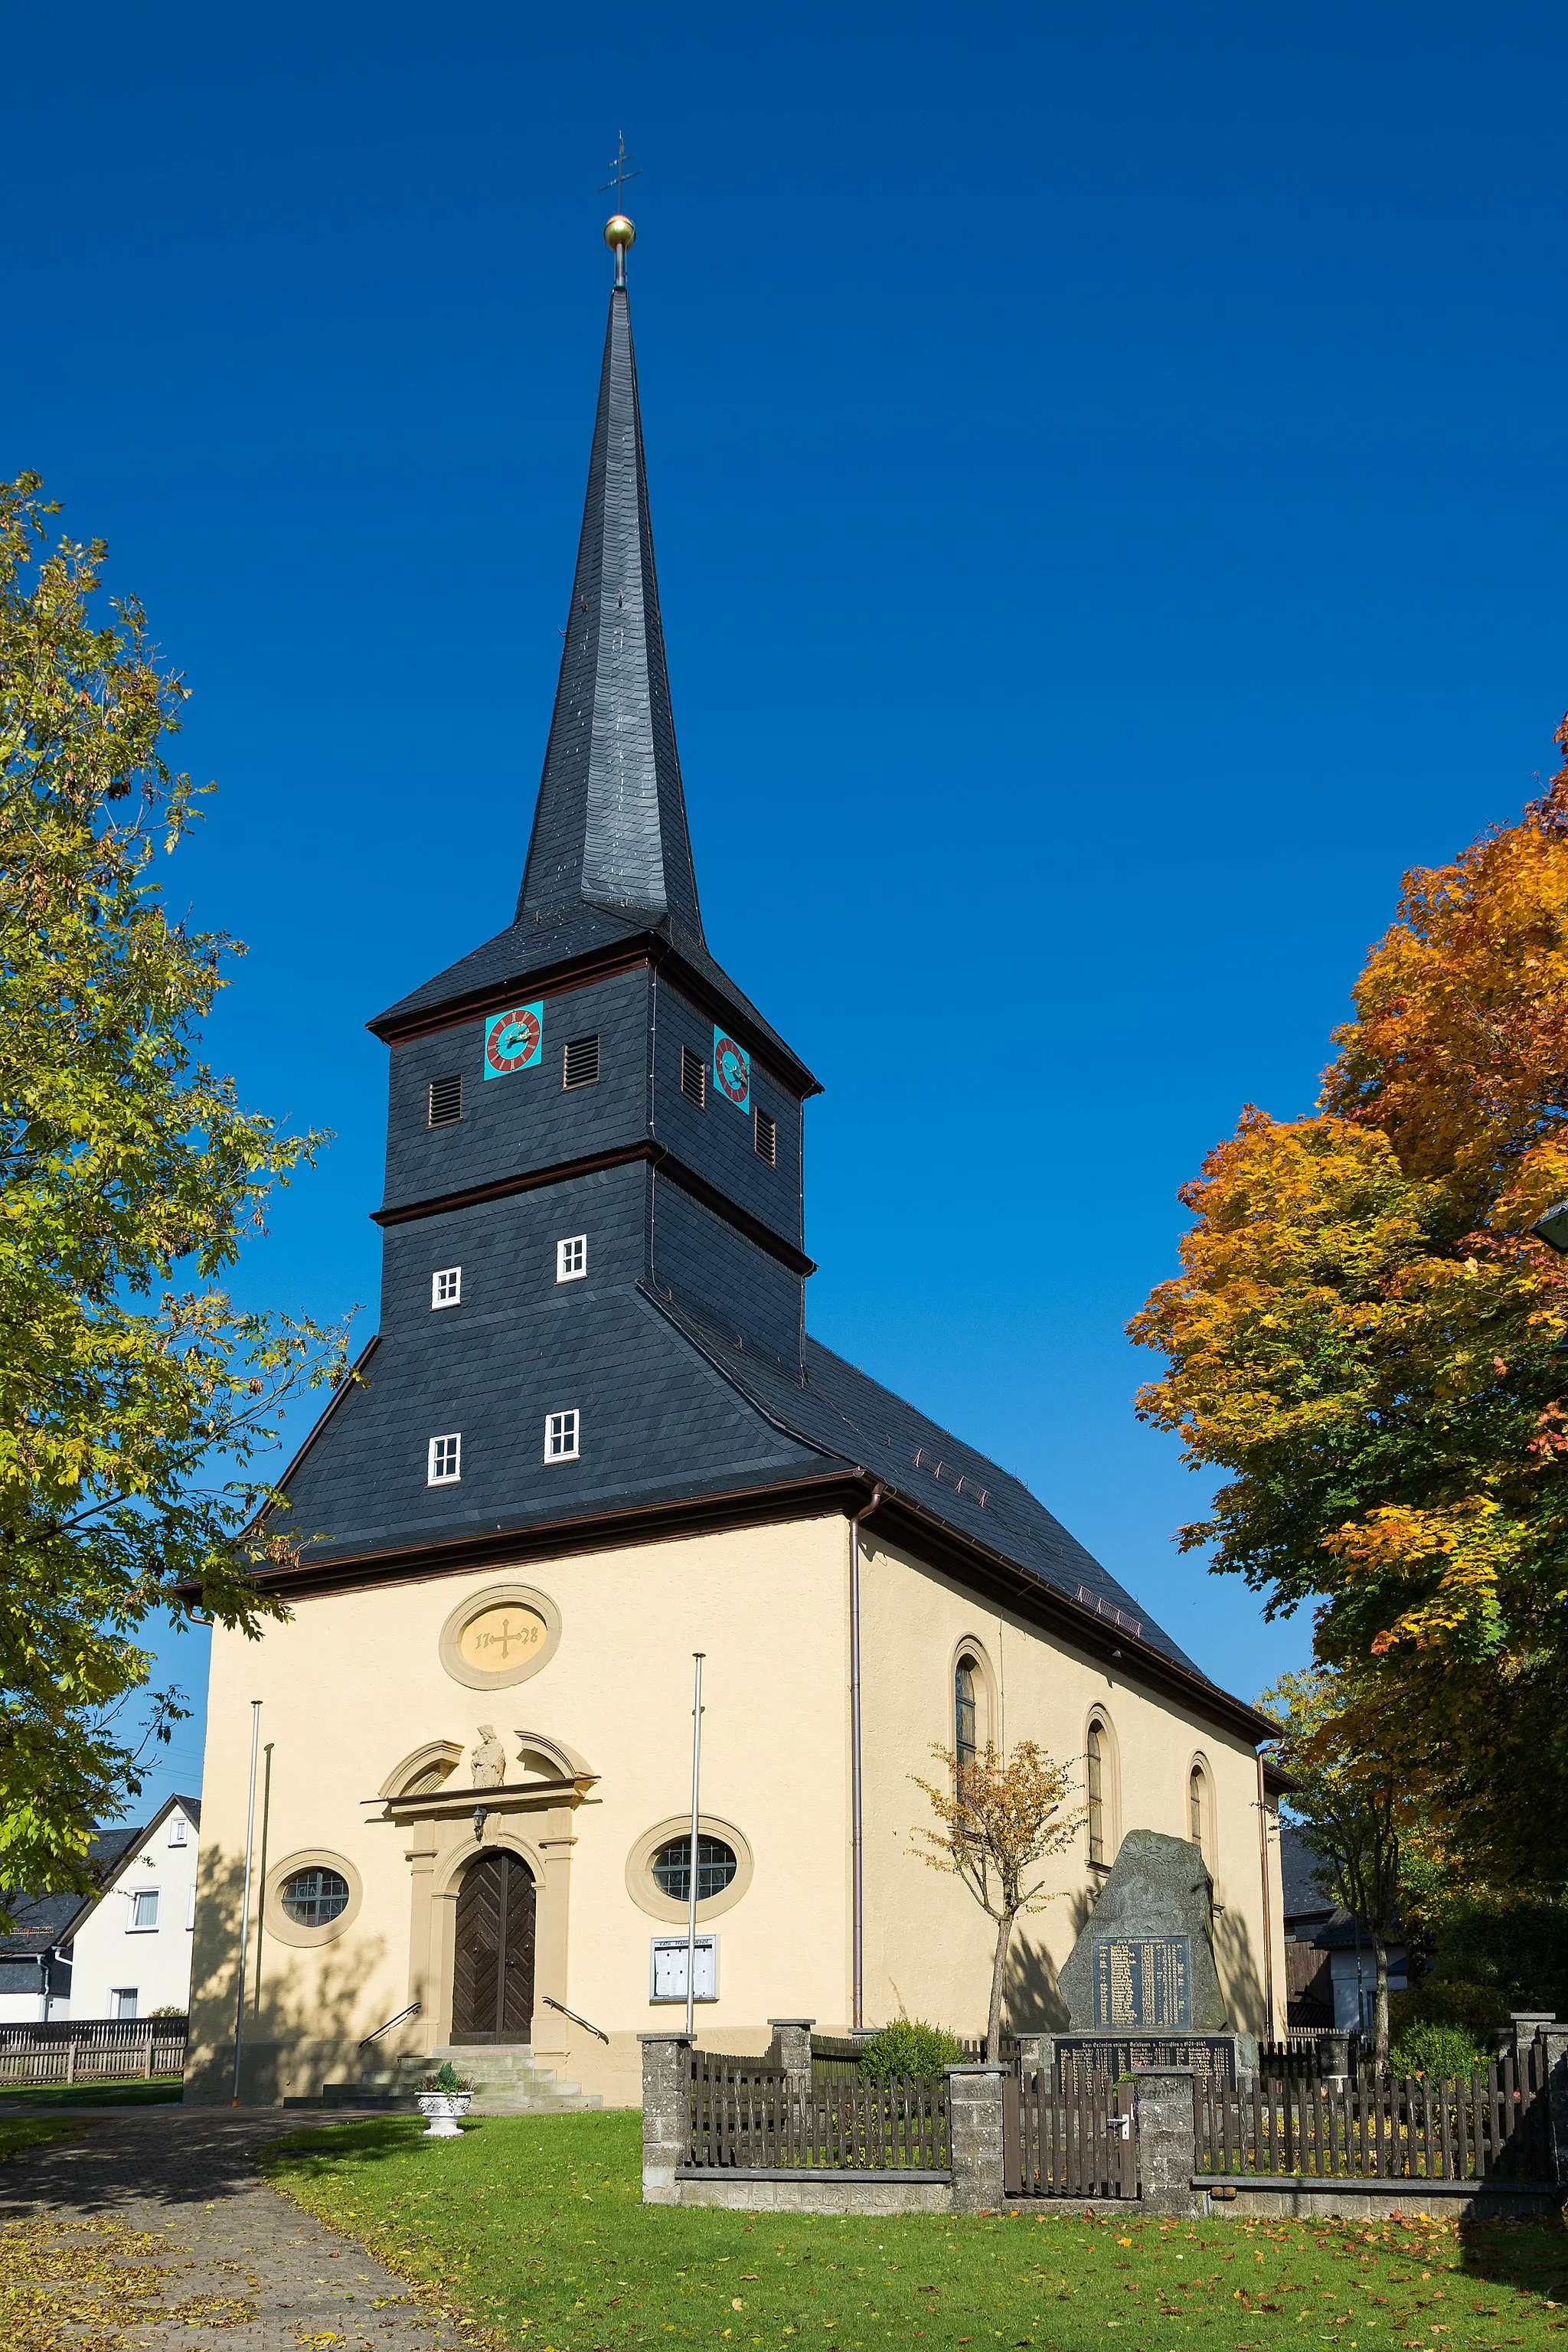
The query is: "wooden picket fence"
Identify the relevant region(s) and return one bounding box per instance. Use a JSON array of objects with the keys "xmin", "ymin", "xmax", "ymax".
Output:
[
  {"xmin": 1195, "ymin": 2045, "xmax": 1552, "ymax": 2181},
  {"xmin": 0, "ymin": 2020, "xmax": 188, "ymax": 2086},
  {"xmin": 1004, "ymin": 2065, "xmax": 1138, "ymax": 2198},
  {"xmin": 688, "ymin": 2053, "xmax": 949, "ymax": 2170}
]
